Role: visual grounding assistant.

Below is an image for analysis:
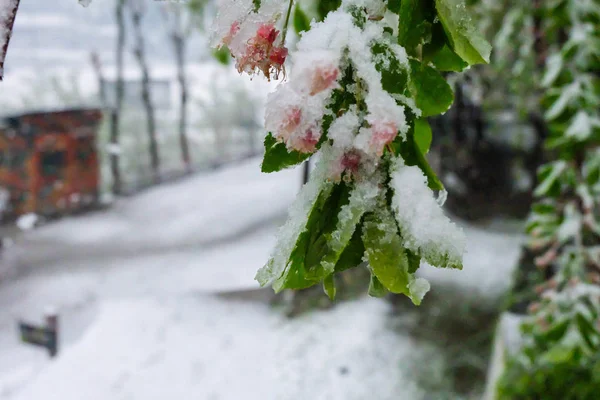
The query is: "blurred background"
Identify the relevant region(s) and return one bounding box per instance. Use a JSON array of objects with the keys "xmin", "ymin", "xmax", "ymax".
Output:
[{"xmin": 0, "ymin": 0, "xmax": 593, "ymax": 399}]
